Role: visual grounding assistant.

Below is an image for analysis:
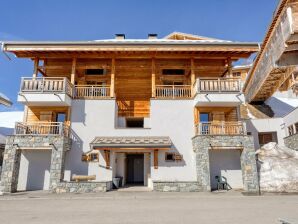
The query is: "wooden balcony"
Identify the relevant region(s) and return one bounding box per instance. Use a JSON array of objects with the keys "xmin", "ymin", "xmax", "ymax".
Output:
[
  {"xmin": 73, "ymin": 85, "xmax": 111, "ymax": 99},
  {"xmin": 196, "ymin": 121, "xmax": 246, "ymax": 135},
  {"xmin": 196, "ymin": 78, "xmax": 242, "ymax": 93},
  {"xmin": 155, "ymin": 85, "xmax": 192, "ymax": 99},
  {"xmin": 20, "ymin": 77, "xmax": 73, "ymax": 96},
  {"xmin": 15, "ymin": 122, "xmax": 70, "ymax": 136},
  {"xmin": 194, "ymin": 78, "xmax": 244, "ymax": 106},
  {"xmin": 18, "ymin": 77, "xmax": 73, "ymax": 106}
]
